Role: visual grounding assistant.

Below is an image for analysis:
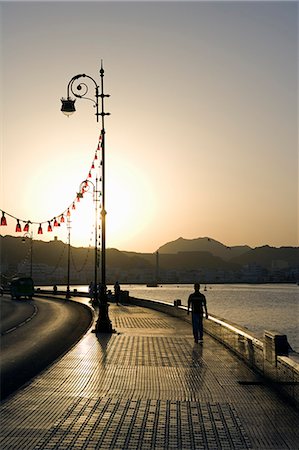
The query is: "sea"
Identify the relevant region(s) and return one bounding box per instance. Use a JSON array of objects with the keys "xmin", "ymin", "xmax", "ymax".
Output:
[{"xmin": 46, "ymin": 283, "xmax": 299, "ymax": 353}]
